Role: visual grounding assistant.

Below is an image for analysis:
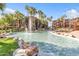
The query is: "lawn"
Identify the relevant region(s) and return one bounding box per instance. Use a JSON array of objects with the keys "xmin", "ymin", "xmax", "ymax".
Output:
[{"xmin": 0, "ymin": 37, "xmax": 19, "ymax": 56}]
